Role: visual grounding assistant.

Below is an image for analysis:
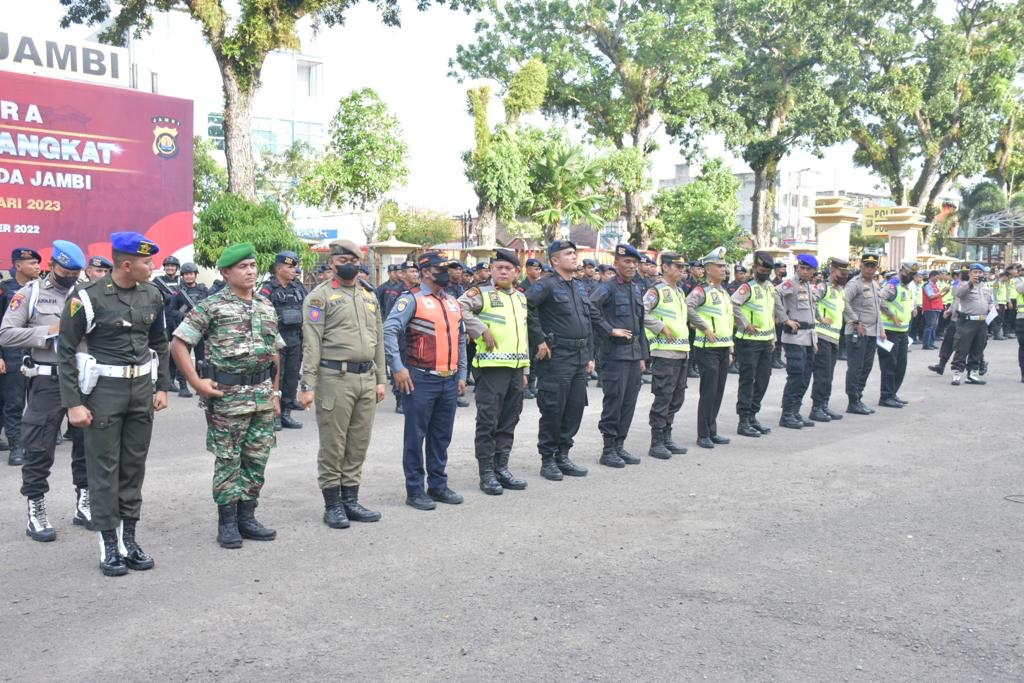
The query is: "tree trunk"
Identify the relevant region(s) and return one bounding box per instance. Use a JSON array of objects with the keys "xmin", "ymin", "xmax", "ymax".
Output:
[
  {"xmin": 749, "ymin": 156, "xmax": 780, "ymax": 249},
  {"xmin": 476, "ymin": 203, "xmax": 497, "ymax": 246},
  {"xmin": 219, "ymin": 64, "xmax": 258, "ymax": 200},
  {"xmin": 626, "ymin": 190, "xmax": 644, "ymax": 246}
]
